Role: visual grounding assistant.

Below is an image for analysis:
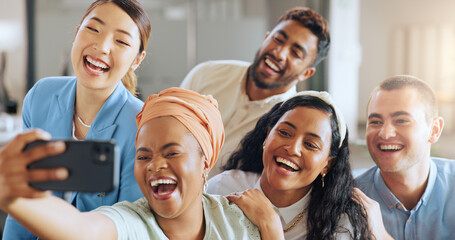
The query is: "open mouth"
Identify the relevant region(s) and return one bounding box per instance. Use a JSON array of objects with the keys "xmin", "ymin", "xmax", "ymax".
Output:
[
  {"xmin": 264, "ymin": 55, "xmax": 283, "ymax": 73},
  {"xmin": 150, "ymin": 178, "xmax": 177, "ymax": 196},
  {"xmin": 275, "ymin": 157, "xmax": 300, "ymax": 171},
  {"xmin": 84, "ymin": 55, "xmax": 110, "ymax": 74},
  {"xmin": 378, "ymin": 144, "xmax": 403, "ymax": 152}
]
